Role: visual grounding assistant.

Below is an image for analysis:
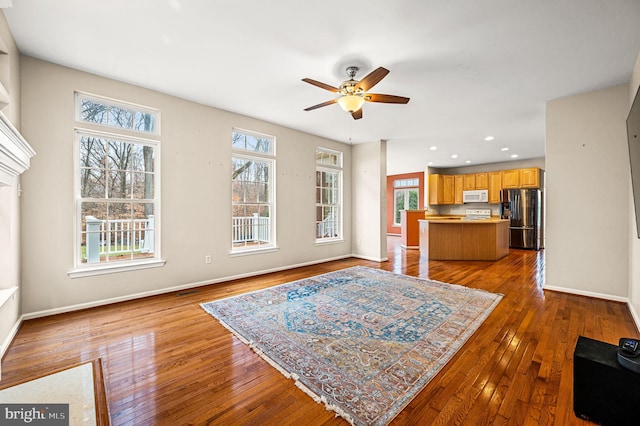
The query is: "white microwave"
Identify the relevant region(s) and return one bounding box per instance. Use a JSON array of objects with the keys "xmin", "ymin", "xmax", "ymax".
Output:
[{"xmin": 463, "ymin": 189, "xmax": 488, "ymax": 203}]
